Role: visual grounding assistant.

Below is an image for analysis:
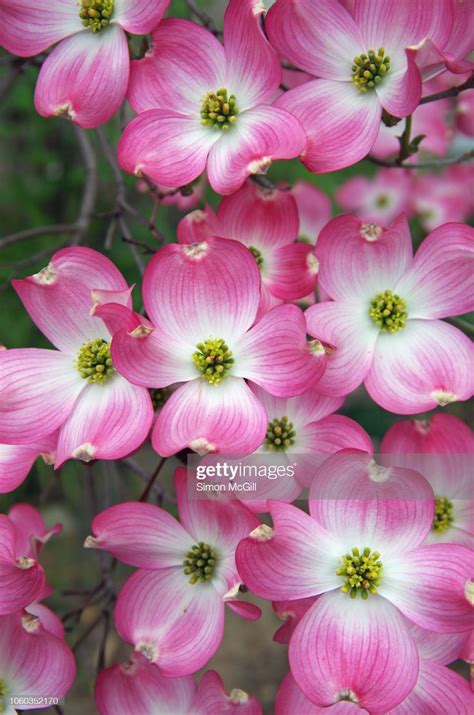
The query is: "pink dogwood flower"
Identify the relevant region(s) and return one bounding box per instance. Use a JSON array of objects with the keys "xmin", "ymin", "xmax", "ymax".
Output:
[
  {"xmin": 236, "ymin": 452, "xmax": 473, "ymax": 711},
  {"xmin": 276, "ymin": 615, "xmax": 474, "ymax": 712},
  {"xmin": 118, "ymin": 0, "xmax": 306, "ymax": 195},
  {"xmin": 387, "ymin": 660, "xmax": 473, "ymax": 714},
  {"xmin": 336, "ymin": 169, "xmax": 414, "ymax": 226},
  {"xmin": 0, "ymin": 504, "xmax": 60, "ymax": 616},
  {"xmin": 108, "ymin": 237, "xmax": 325, "ymax": 457},
  {"xmin": 5, "ymin": 503, "xmax": 67, "ymax": 641},
  {"xmin": 276, "ymin": 672, "xmax": 367, "ymax": 714},
  {"xmin": 407, "ymin": 619, "xmax": 473, "ymax": 671},
  {"xmin": 250, "ymin": 383, "xmax": 372, "ymax": 491},
  {"xmin": 95, "ymin": 657, "xmax": 261, "ymax": 715},
  {"xmin": 382, "ymin": 413, "xmax": 474, "ymax": 454},
  {"xmin": 85, "ymin": 468, "xmax": 261, "ymax": 676},
  {"xmin": 266, "ymin": 0, "xmax": 453, "ymax": 172},
  {"xmin": 25, "ymin": 587, "xmax": 66, "ymax": 642},
  {"xmin": 272, "ymin": 597, "xmax": 317, "ymax": 645},
  {"xmin": 177, "ymin": 181, "xmax": 320, "ymax": 316},
  {"xmin": 0, "ymin": 0, "xmax": 170, "ymax": 127},
  {"xmin": 306, "ymin": 216, "xmax": 474, "ymax": 413},
  {"xmin": 382, "ymin": 414, "xmax": 474, "ymax": 547},
  {"xmin": 274, "ymin": 566, "xmax": 473, "ymax": 659},
  {"xmin": 7, "ymin": 503, "xmax": 62, "ymax": 561},
  {"xmin": 413, "ymin": 166, "xmax": 474, "ymax": 231},
  {"xmin": 196, "ymin": 385, "xmax": 372, "ymax": 511},
  {"xmin": 0, "ymin": 431, "xmax": 57, "ymax": 494},
  {"xmin": 275, "ymin": 663, "xmax": 473, "ymax": 715},
  {"xmin": 292, "ymin": 181, "xmax": 332, "ymax": 245},
  {"xmin": 0, "ymin": 247, "xmax": 153, "ymax": 466},
  {"xmin": 0, "ymin": 610, "xmax": 76, "ymax": 712},
  {"xmin": 414, "ymin": 0, "xmax": 474, "ymax": 79}
]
